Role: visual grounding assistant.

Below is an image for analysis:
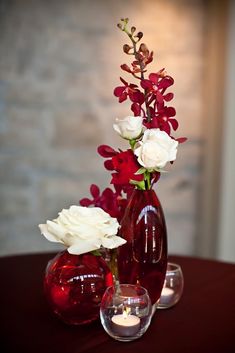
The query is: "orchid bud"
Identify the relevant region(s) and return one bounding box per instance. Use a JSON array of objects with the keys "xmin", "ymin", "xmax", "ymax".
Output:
[
  {"xmin": 123, "ymin": 44, "xmax": 131, "ymax": 54},
  {"xmin": 139, "ymin": 43, "xmax": 149, "ymax": 54},
  {"xmin": 131, "ymin": 26, "xmax": 136, "ymax": 34},
  {"xmin": 135, "ymin": 31, "xmax": 143, "ymax": 40},
  {"xmin": 121, "ymin": 18, "xmax": 129, "ymax": 24}
]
